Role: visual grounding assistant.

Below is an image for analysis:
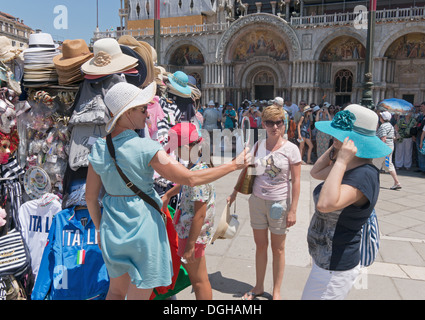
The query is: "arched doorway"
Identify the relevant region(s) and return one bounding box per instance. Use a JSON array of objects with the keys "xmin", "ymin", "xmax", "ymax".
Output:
[
  {"xmin": 253, "ymin": 70, "xmax": 275, "ymax": 101},
  {"xmin": 240, "ymin": 64, "xmax": 279, "ymax": 102},
  {"xmin": 334, "ymin": 69, "xmax": 353, "ymax": 106},
  {"xmin": 383, "ymin": 32, "xmax": 425, "ymax": 104}
]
